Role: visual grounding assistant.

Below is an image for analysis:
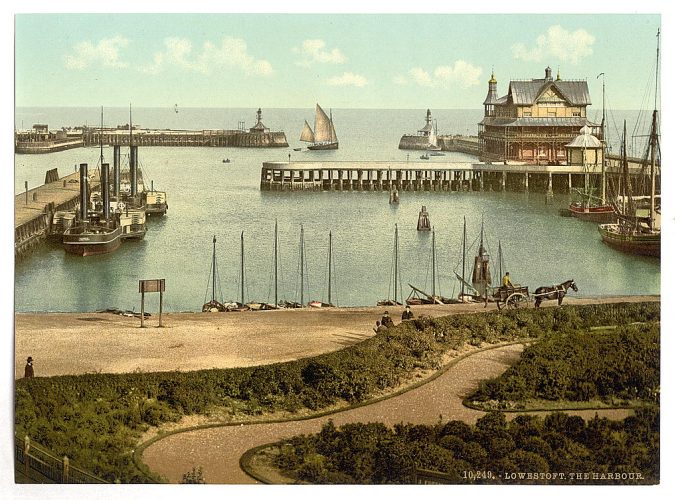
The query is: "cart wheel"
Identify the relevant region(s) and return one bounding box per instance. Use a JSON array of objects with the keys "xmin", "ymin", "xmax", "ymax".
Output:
[{"xmin": 506, "ymin": 293, "xmax": 528, "ymax": 309}]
